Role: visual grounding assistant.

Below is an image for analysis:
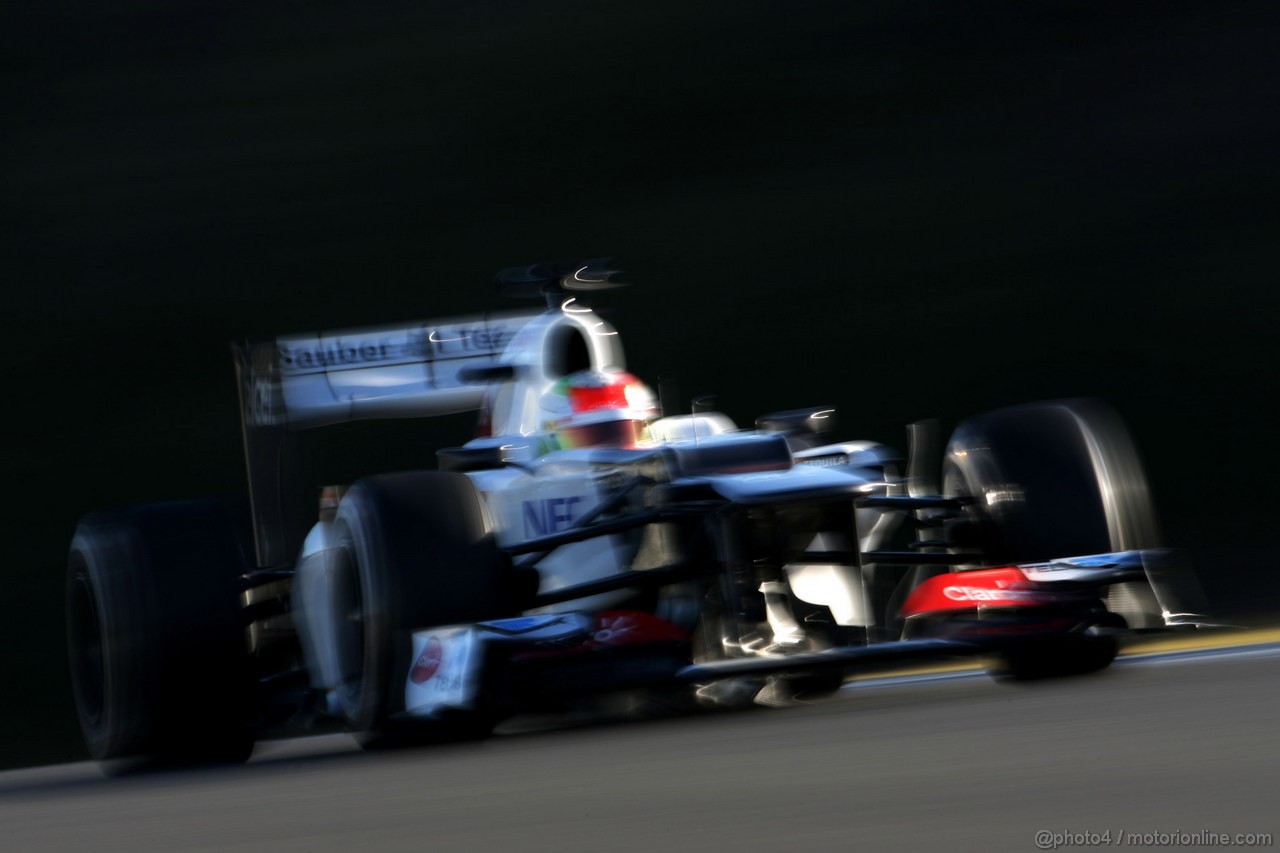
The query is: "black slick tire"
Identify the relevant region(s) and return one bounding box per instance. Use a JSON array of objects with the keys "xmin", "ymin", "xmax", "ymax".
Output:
[
  {"xmin": 330, "ymin": 471, "xmax": 508, "ymax": 746},
  {"xmin": 66, "ymin": 502, "xmax": 257, "ymax": 773},
  {"xmin": 942, "ymin": 399, "xmax": 1158, "ymax": 680}
]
